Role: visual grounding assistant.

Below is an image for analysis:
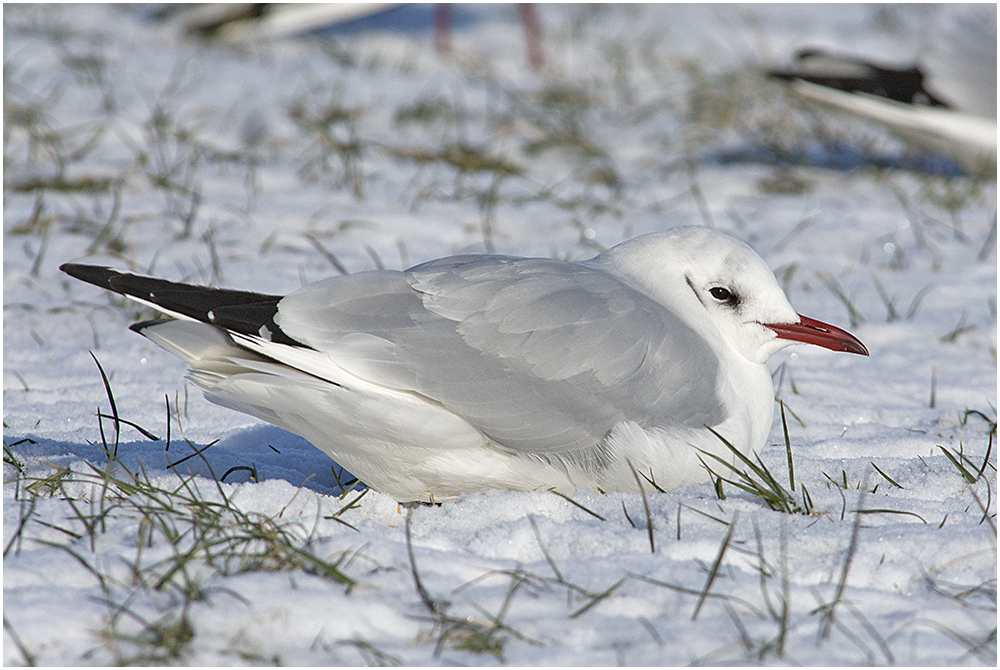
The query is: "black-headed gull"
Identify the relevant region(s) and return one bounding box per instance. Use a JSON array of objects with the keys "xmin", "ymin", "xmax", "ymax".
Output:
[
  {"xmin": 61, "ymin": 227, "xmax": 867, "ymax": 502},
  {"xmin": 767, "ymin": 6, "xmax": 998, "ymax": 177},
  {"xmin": 170, "ymin": 3, "xmax": 545, "ymax": 71}
]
